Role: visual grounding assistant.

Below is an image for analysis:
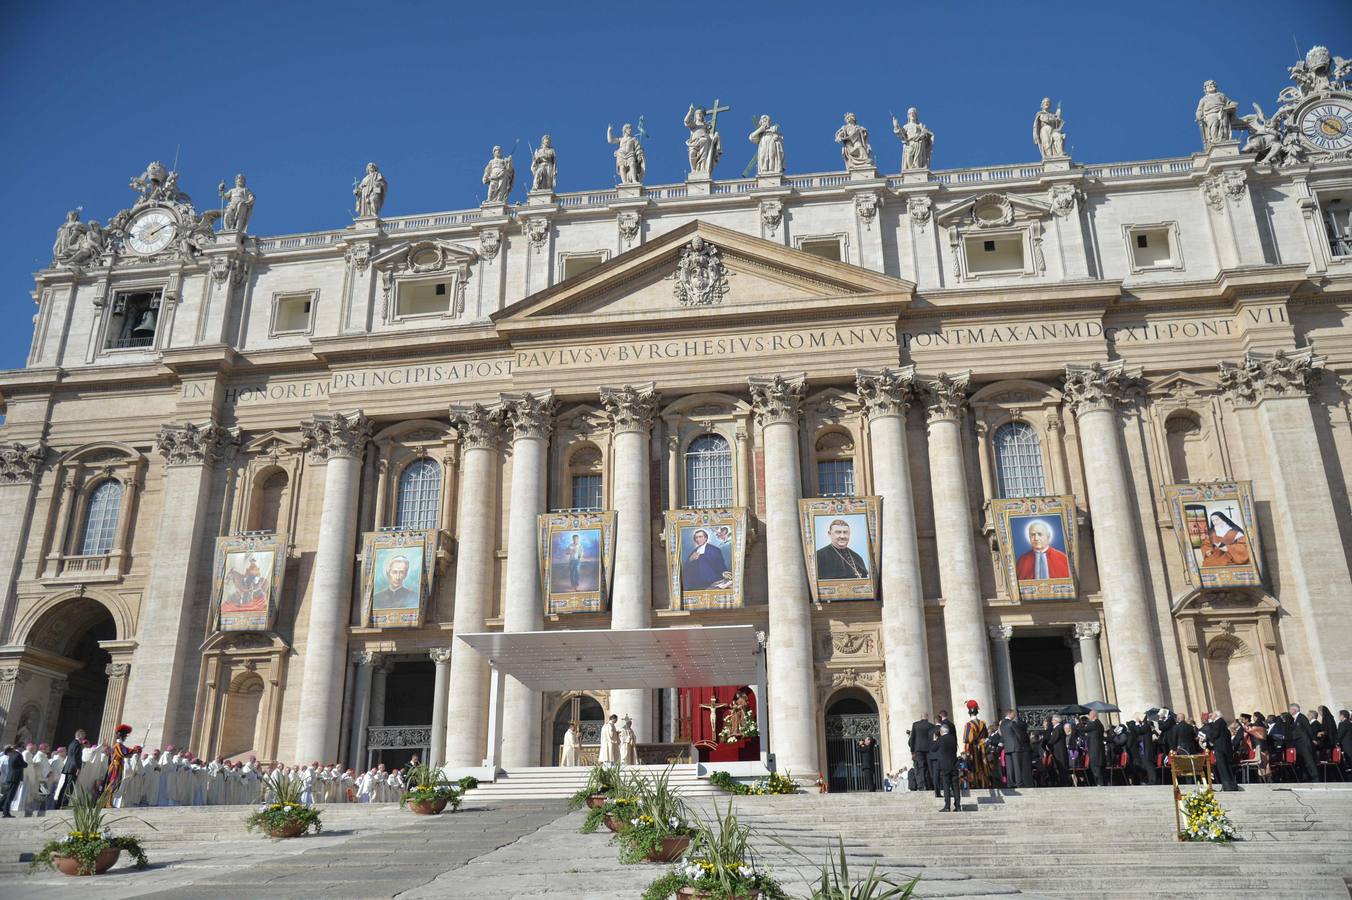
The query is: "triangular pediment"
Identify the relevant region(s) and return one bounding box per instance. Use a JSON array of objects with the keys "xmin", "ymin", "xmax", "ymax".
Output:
[
  {"xmin": 493, "ymin": 221, "xmax": 911, "ymax": 333},
  {"xmin": 1148, "ymin": 371, "xmax": 1217, "ymax": 398}
]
